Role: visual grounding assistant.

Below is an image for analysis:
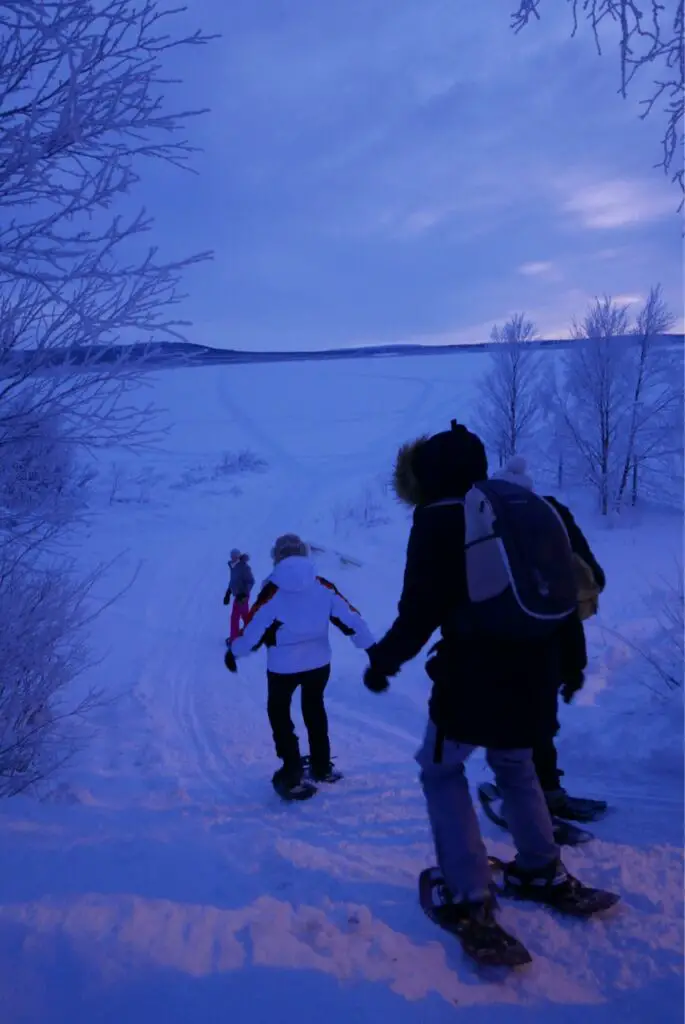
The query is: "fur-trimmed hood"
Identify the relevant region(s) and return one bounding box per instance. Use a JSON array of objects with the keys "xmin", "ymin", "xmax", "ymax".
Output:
[
  {"xmin": 392, "ymin": 425, "xmax": 488, "ymax": 508},
  {"xmin": 393, "ymin": 437, "xmax": 430, "ymax": 507}
]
